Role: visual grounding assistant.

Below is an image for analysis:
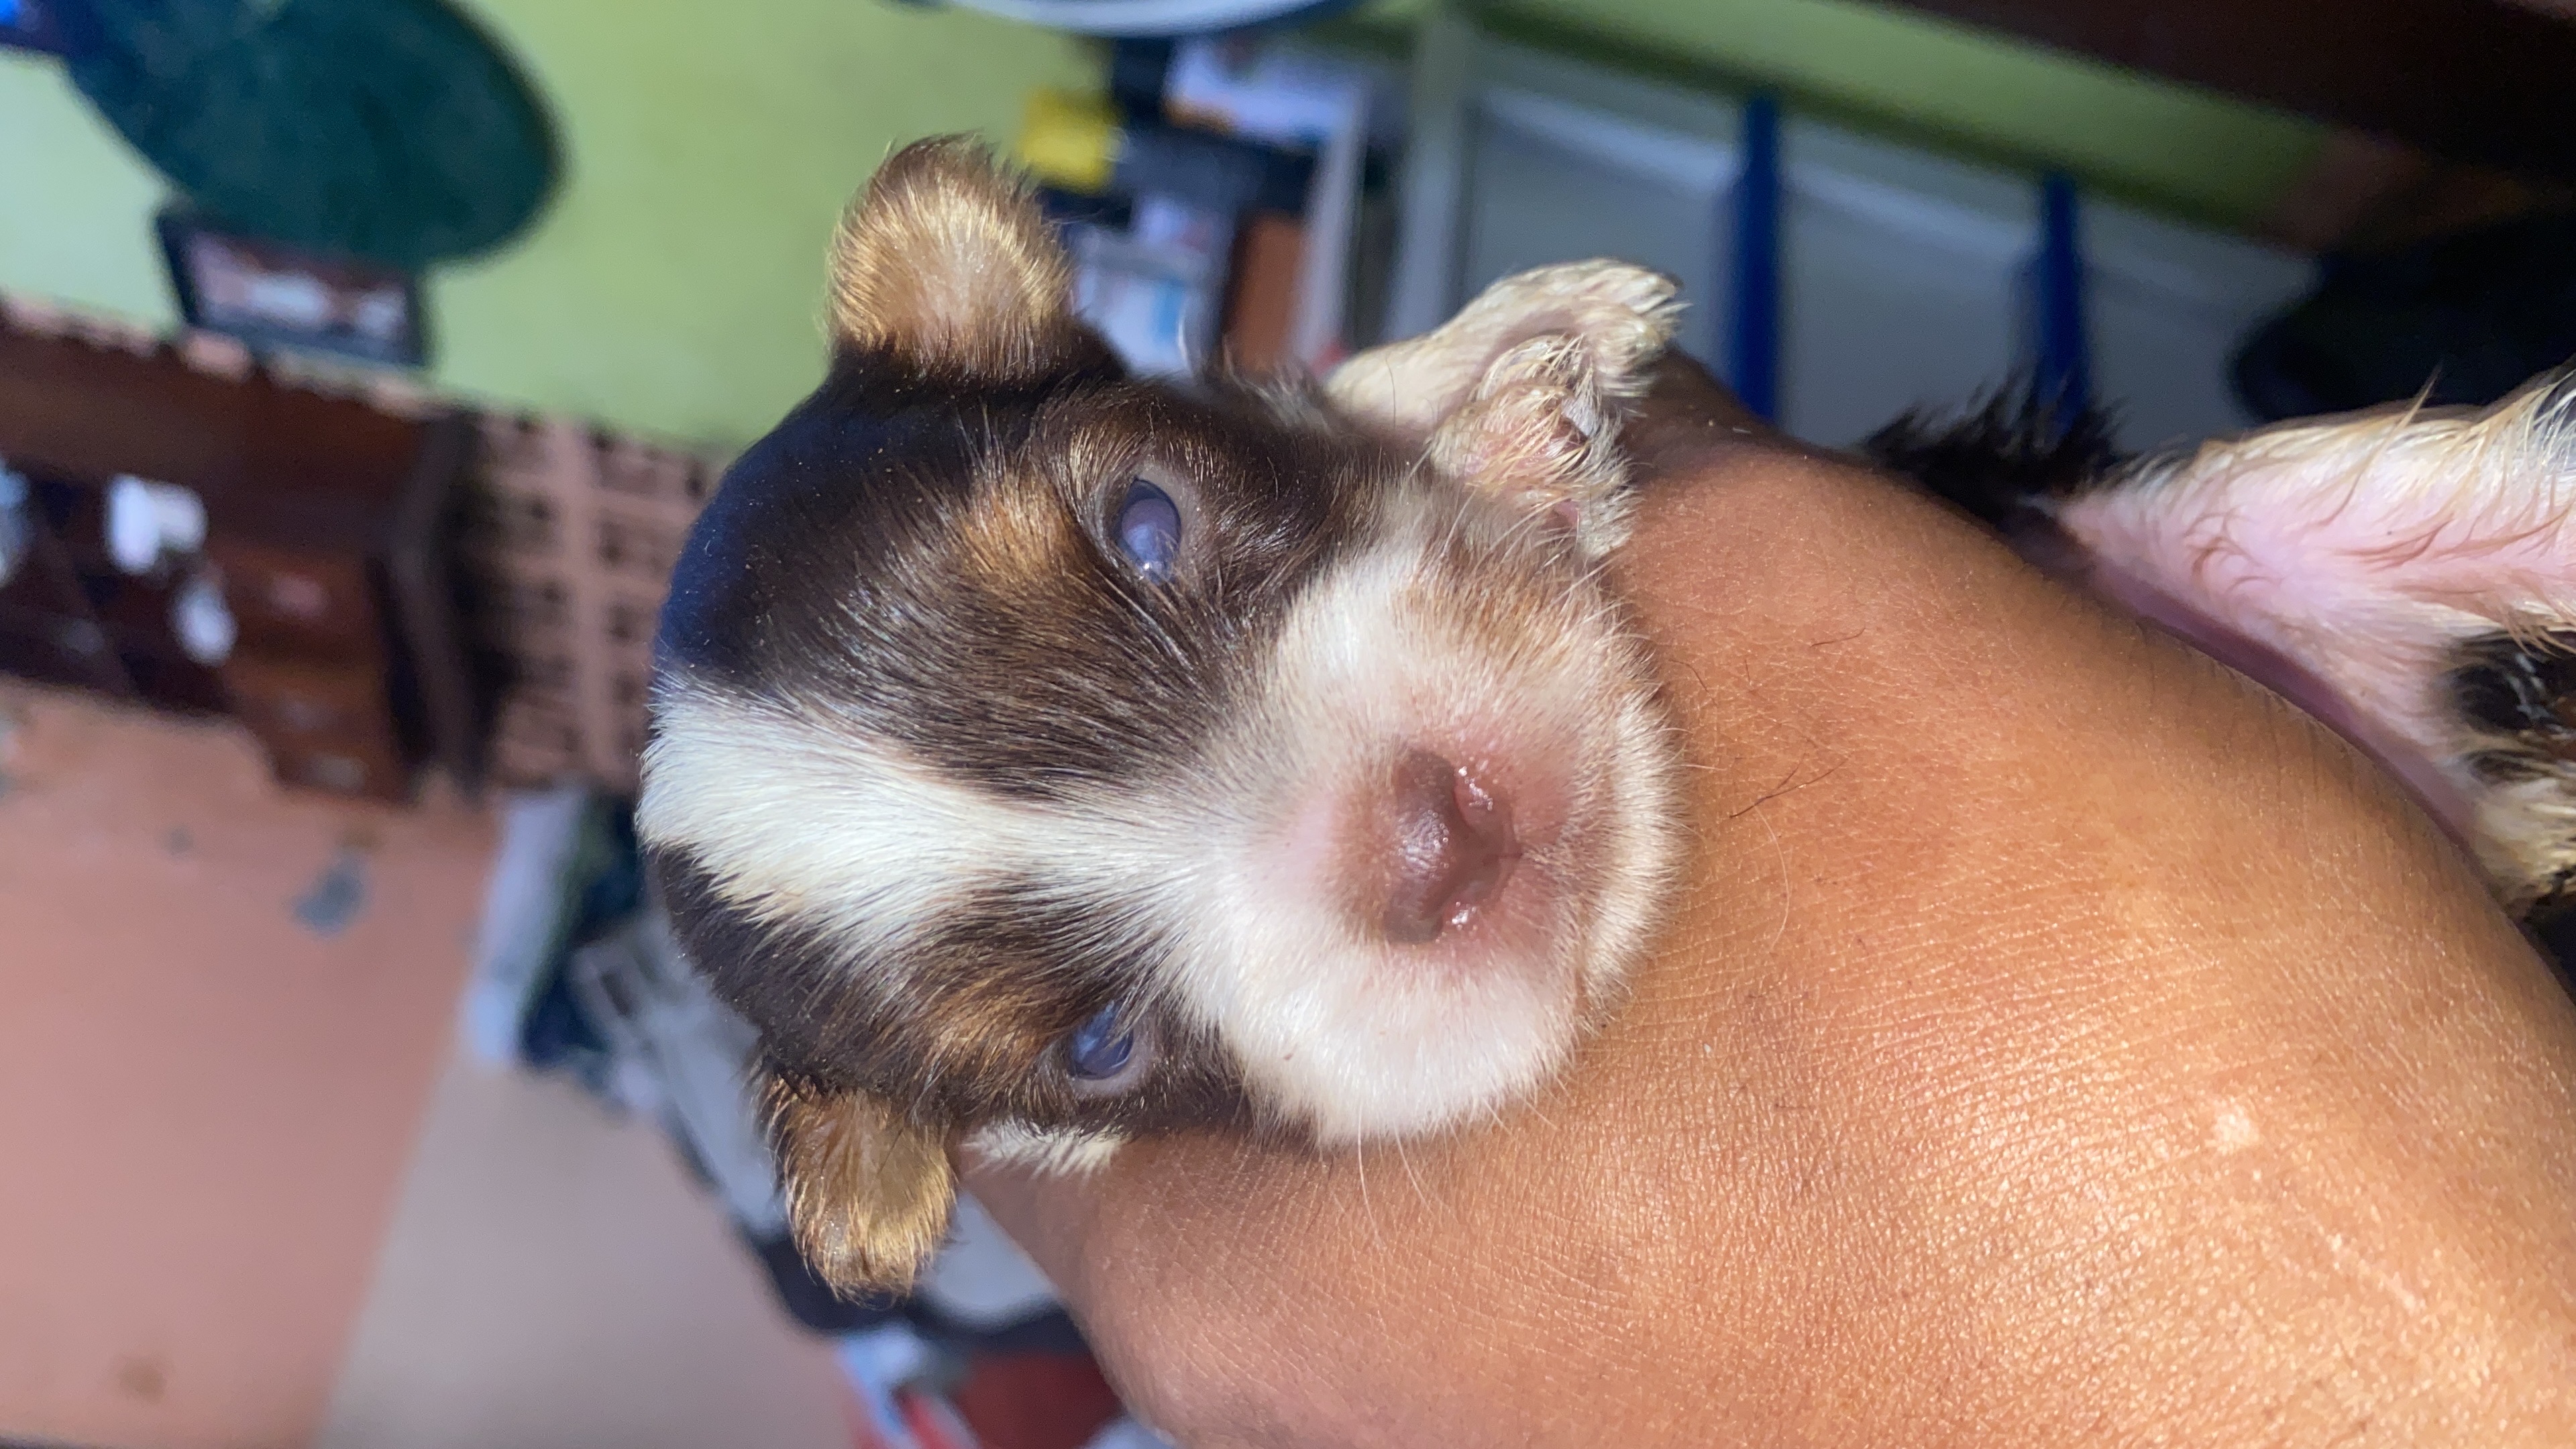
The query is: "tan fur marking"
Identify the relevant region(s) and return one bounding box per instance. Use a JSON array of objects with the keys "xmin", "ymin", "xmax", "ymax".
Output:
[
  {"xmin": 769, "ymin": 1079, "xmax": 956, "ymax": 1294},
  {"xmin": 1430, "ymin": 337, "xmax": 1595, "ymax": 485},
  {"xmin": 829, "ymin": 136, "xmax": 1088, "ymax": 379},
  {"xmin": 957, "ymin": 470, "xmax": 1081, "ymax": 586}
]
